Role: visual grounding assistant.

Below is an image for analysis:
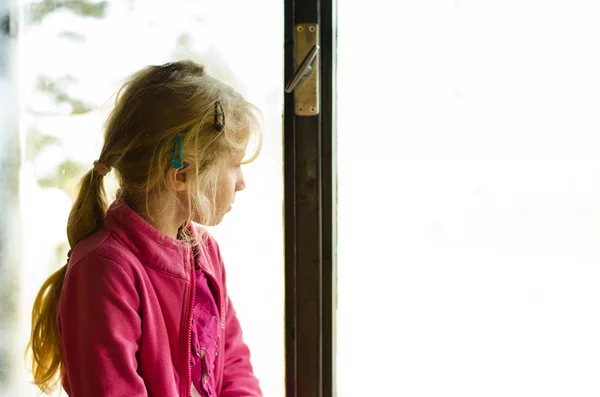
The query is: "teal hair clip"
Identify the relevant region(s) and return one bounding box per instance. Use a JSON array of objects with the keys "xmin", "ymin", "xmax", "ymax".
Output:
[{"xmin": 171, "ymin": 133, "xmax": 183, "ymax": 169}]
